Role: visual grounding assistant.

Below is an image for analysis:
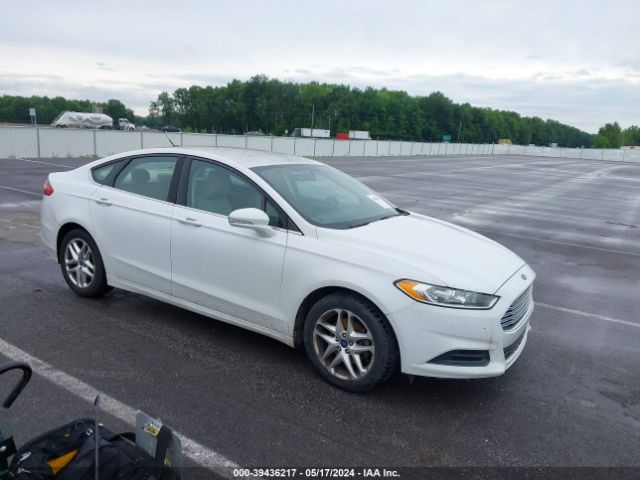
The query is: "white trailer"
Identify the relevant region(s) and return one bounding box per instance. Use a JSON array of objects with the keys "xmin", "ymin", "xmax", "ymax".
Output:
[
  {"xmin": 291, "ymin": 128, "xmax": 331, "ymax": 138},
  {"xmin": 349, "ymin": 130, "xmax": 371, "ymax": 140},
  {"xmin": 51, "ymin": 111, "xmax": 113, "ymax": 129},
  {"xmin": 51, "ymin": 112, "xmax": 136, "ymax": 131}
]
